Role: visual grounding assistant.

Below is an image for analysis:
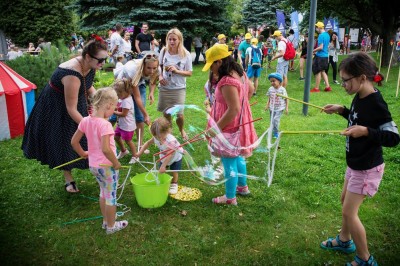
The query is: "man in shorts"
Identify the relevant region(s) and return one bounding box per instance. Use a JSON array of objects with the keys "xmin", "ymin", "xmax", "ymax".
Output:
[
  {"xmin": 311, "ymin": 22, "xmax": 331, "ymax": 92},
  {"xmin": 271, "ymin": 30, "xmax": 289, "ymax": 88}
]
